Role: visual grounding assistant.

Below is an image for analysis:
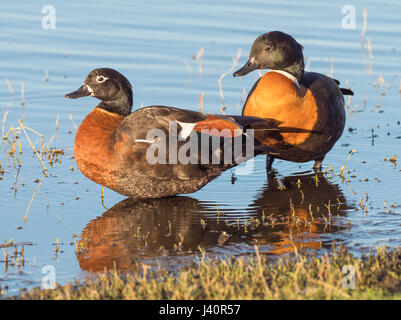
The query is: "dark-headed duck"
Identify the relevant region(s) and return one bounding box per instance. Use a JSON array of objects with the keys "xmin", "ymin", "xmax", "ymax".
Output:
[
  {"xmin": 65, "ymin": 68, "xmax": 278, "ymax": 198},
  {"xmin": 233, "ymin": 31, "xmax": 353, "ymax": 171}
]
